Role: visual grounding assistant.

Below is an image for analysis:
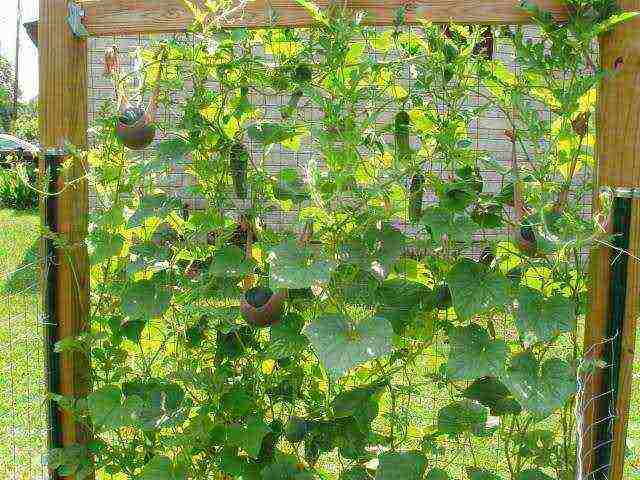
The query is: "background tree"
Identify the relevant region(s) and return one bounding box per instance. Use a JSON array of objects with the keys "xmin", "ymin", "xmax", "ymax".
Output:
[
  {"xmin": 0, "ymin": 55, "xmax": 18, "ymax": 132},
  {"xmin": 11, "ymin": 97, "xmax": 38, "ymax": 143}
]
